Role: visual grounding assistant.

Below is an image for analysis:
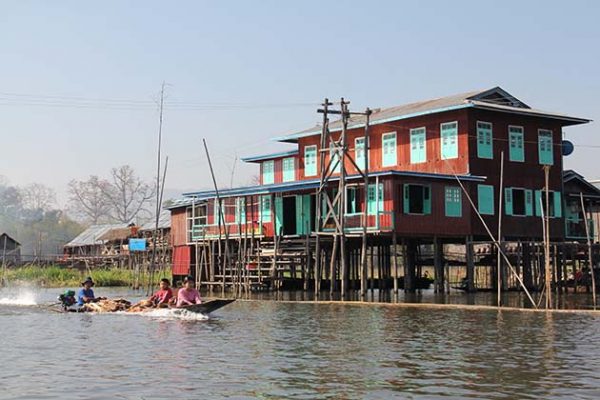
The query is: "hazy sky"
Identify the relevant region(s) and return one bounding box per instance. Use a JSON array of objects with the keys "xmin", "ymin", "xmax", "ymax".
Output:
[{"xmin": 1, "ymin": 0, "xmax": 599, "ymax": 206}]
